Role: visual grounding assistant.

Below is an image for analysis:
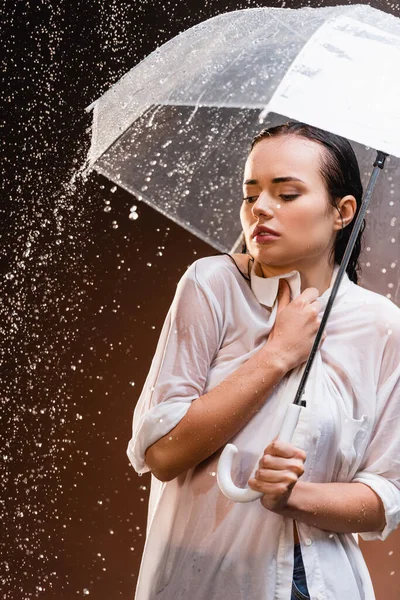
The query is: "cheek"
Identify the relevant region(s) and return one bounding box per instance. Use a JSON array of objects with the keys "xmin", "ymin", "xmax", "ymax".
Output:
[
  {"xmin": 239, "ymin": 205, "xmax": 251, "ymax": 230},
  {"xmin": 284, "ymin": 198, "xmax": 329, "ymax": 230}
]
